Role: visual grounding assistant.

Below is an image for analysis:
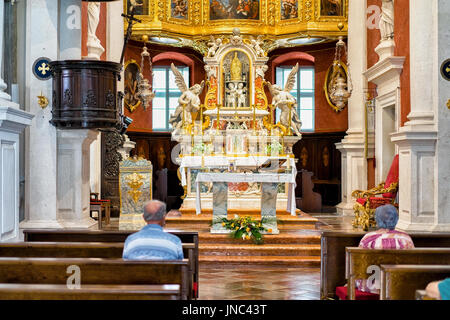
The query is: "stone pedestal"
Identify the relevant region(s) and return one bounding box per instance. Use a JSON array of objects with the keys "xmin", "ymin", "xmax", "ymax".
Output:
[
  {"xmin": 0, "ymin": 106, "xmax": 34, "ymax": 241},
  {"xmin": 56, "ymin": 129, "xmax": 99, "ymax": 228},
  {"xmin": 375, "ymin": 39, "xmax": 395, "ymax": 61}
]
